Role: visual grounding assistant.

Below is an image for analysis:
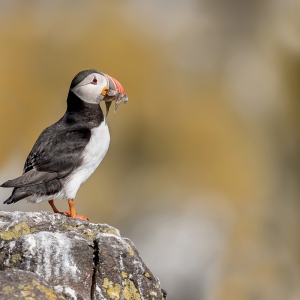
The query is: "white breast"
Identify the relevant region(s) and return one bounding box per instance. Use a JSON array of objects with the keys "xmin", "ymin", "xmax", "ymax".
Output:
[{"xmin": 64, "ymin": 120, "xmax": 110, "ymax": 199}]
